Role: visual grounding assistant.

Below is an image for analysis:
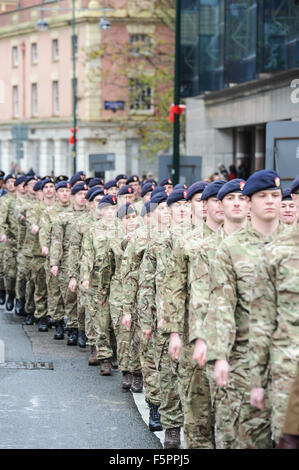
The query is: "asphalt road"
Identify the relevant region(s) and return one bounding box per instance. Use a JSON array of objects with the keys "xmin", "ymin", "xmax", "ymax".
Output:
[{"xmin": 0, "ymin": 305, "xmax": 162, "ymax": 449}]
